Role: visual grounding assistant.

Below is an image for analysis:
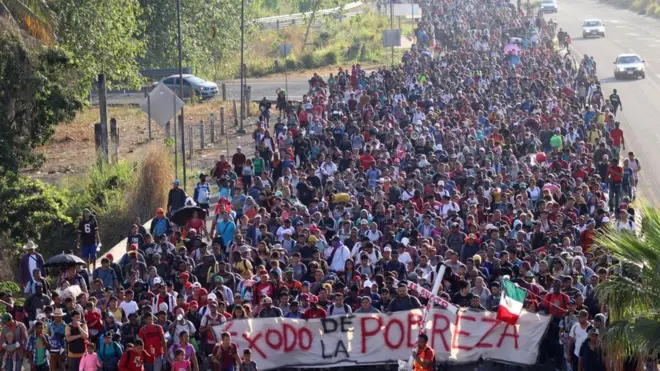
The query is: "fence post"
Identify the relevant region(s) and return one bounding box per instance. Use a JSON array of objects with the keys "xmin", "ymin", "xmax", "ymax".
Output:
[
  {"xmin": 232, "ymin": 100, "xmax": 238, "ymax": 126},
  {"xmin": 94, "ymin": 123, "xmax": 104, "ymax": 162},
  {"xmin": 145, "ymin": 88, "xmax": 152, "ymax": 140},
  {"xmin": 110, "ymin": 117, "xmax": 119, "ymax": 164},
  {"xmin": 246, "ymin": 86, "xmax": 252, "ymax": 117},
  {"xmin": 188, "ymin": 126, "xmax": 193, "ymax": 159},
  {"xmin": 221, "ymin": 83, "xmax": 226, "ymax": 101},
  {"xmin": 220, "ymin": 107, "xmax": 225, "ymax": 135},
  {"xmin": 209, "ymin": 114, "xmax": 215, "ymax": 143},
  {"xmin": 200, "ymin": 120, "xmax": 205, "ymax": 149},
  {"xmin": 165, "ymin": 121, "xmax": 171, "ymax": 139}
]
